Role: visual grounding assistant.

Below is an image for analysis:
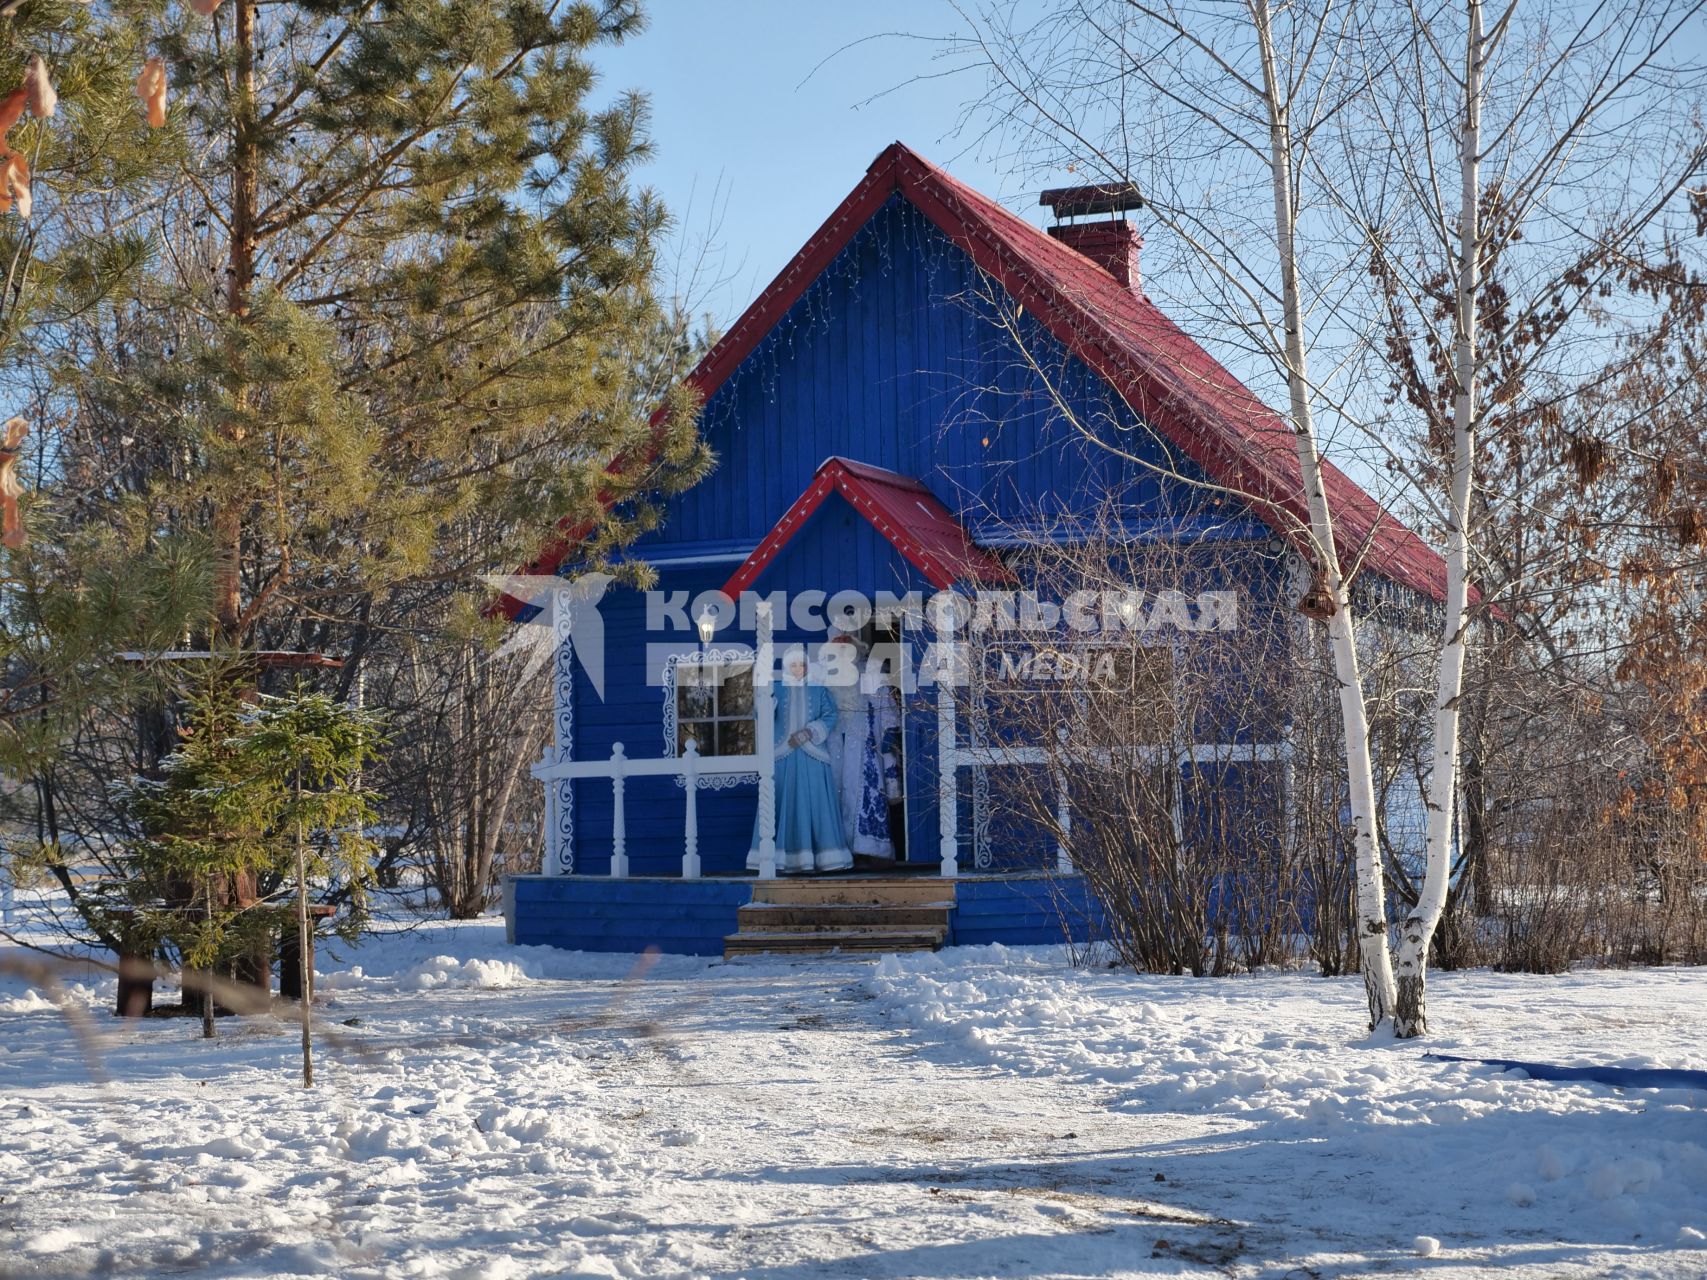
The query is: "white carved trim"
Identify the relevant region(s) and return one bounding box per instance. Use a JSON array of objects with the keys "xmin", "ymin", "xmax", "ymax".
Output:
[
  {"xmin": 1281, "ymin": 548, "xmax": 1314, "ymax": 609},
  {"xmin": 551, "ymin": 589, "xmax": 575, "ymax": 875}
]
